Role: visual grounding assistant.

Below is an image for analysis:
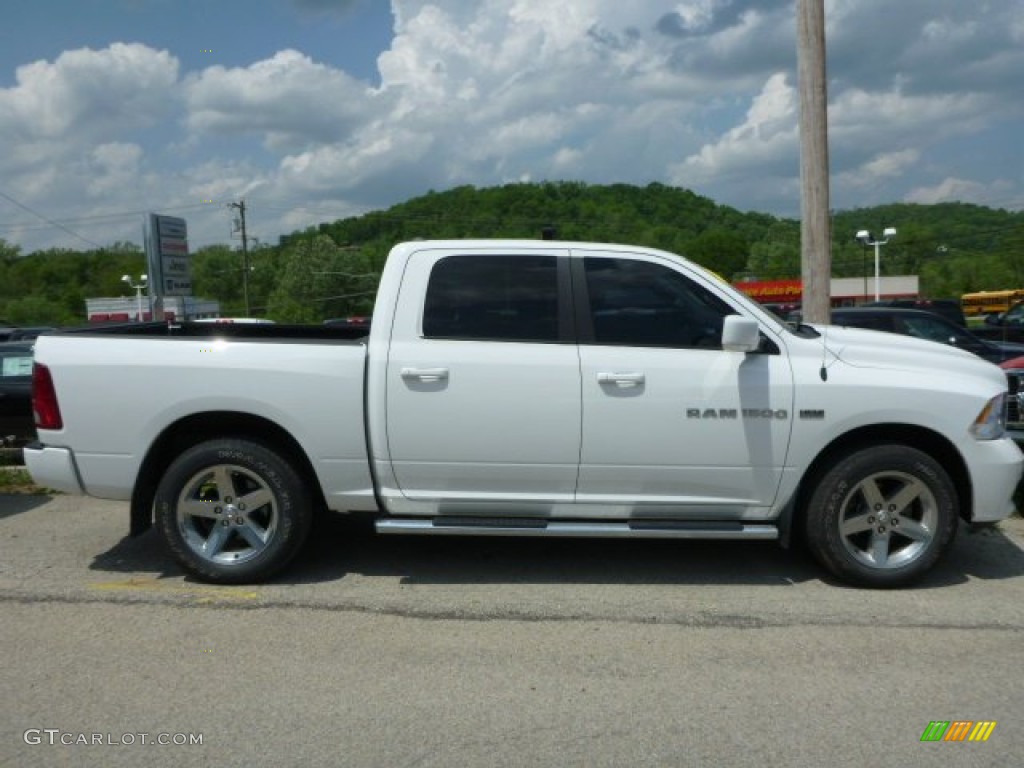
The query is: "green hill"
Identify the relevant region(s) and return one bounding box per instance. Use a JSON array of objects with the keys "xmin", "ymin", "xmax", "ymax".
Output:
[{"xmin": 2, "ymin": 182, "xmax": 1022, "ymax": 323}]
